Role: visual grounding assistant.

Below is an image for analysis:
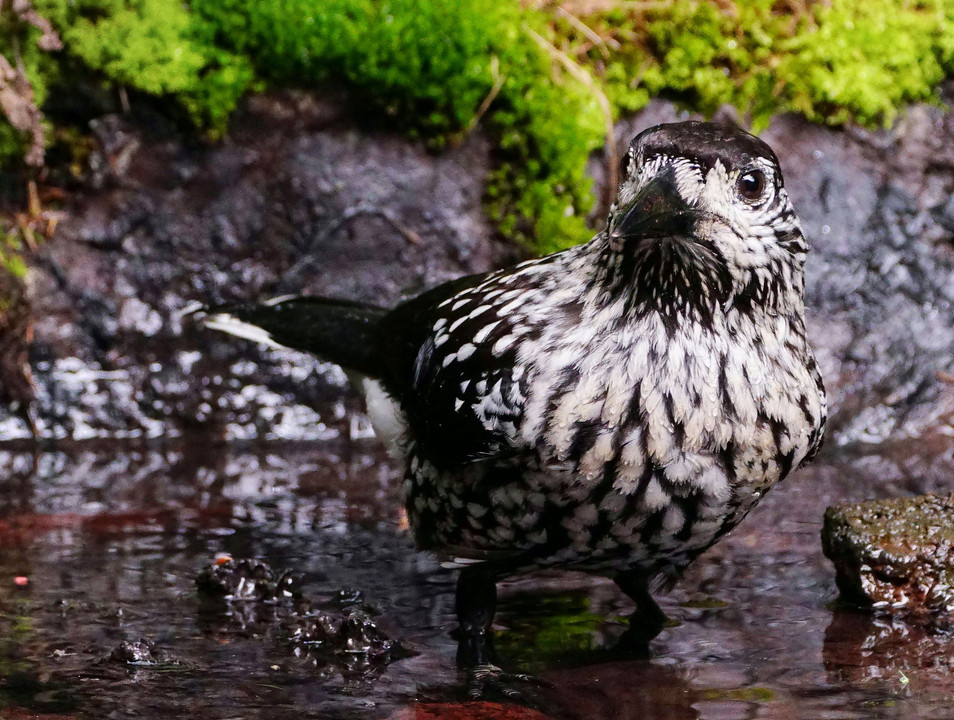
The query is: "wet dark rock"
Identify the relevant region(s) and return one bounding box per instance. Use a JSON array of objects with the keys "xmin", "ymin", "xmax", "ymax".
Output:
[
  {"xmin": 822, "ymin": 493, "xmax": 954, "ymax": 614},
  {"xmin": 291, "ymin": 608, "xmax": 394, "ymax": 659},
  {"xmin": 109, "ymin": 638, "xmax": 159, "ymax": 665},
  {"xmin": 3, "ymin": 93, "xmax": 506, "ymax": 442}
]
